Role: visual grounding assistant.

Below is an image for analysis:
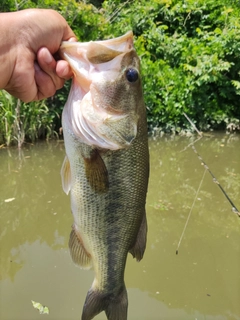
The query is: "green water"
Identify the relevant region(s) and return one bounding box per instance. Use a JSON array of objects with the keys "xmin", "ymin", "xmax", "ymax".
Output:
[{"xmin": 0, "ymin": 133, "xmax": 239, "ymax": 320}]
